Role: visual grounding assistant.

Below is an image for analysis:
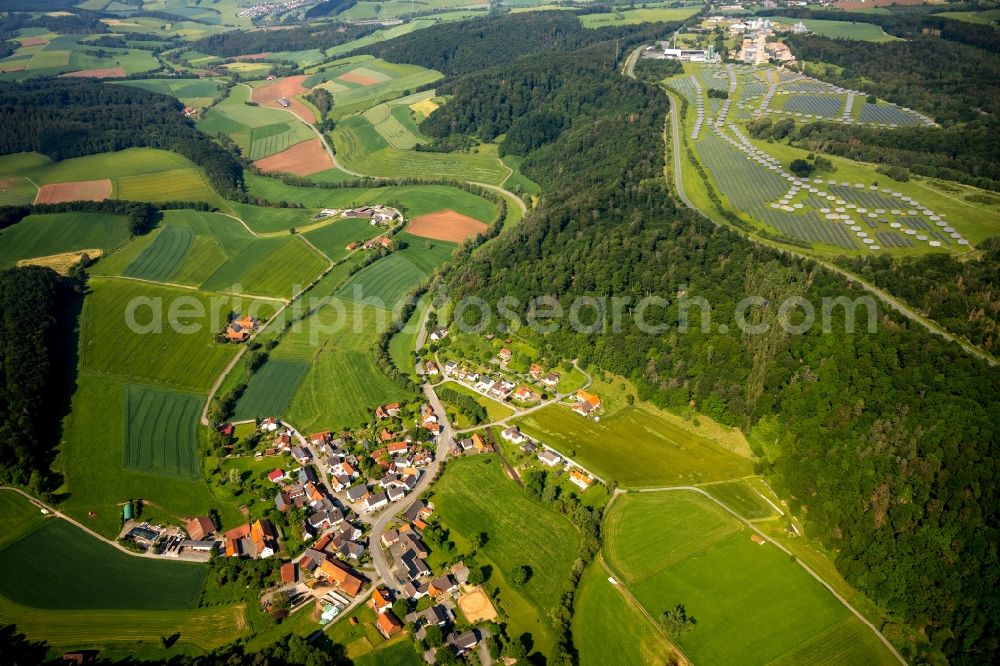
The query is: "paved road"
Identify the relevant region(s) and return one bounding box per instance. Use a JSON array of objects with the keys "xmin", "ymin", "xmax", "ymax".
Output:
[{"xmin": 655, "ymin": 82, "xmax": 996, "ymax": 366}]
